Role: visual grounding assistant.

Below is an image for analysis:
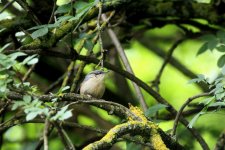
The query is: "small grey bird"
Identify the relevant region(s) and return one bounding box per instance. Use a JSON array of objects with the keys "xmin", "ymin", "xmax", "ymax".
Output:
[{"xmin": 80, "ymin": 70, "xmax": 108, "ymax": 98}]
